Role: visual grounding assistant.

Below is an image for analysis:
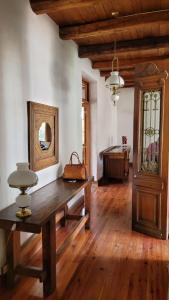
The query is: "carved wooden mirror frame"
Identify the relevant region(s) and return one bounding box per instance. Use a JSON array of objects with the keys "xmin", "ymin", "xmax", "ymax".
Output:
[{"xmin": 28, "ymin": 101, "xmax": 59, "ymax": 171}]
